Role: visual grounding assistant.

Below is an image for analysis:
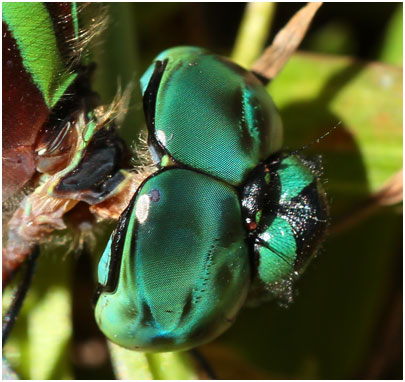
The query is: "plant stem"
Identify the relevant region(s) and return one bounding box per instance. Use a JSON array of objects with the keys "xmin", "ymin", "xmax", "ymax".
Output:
[{"xmin": 231, "ymin": 2, "xmax": 276, "ymax": 68}]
